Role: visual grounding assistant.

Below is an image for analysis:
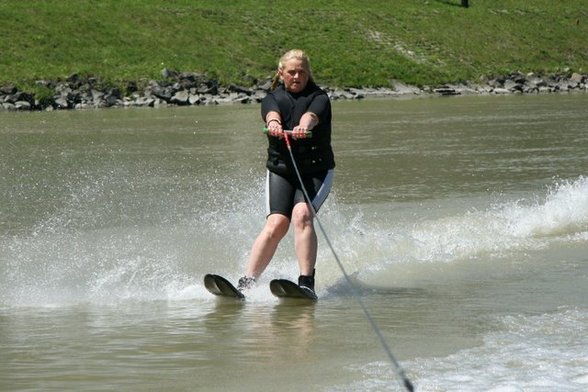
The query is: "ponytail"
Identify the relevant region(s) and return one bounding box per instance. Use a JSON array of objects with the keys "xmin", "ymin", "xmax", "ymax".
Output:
[{"xmin": 270, "ymin": 71, "xmax": 281, "ymax": 91}]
